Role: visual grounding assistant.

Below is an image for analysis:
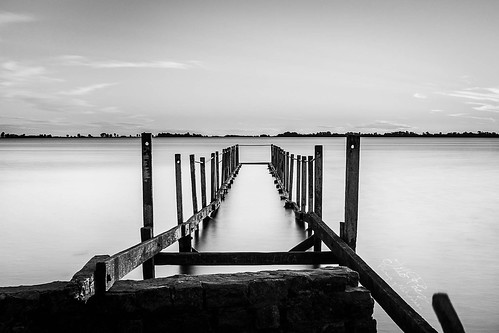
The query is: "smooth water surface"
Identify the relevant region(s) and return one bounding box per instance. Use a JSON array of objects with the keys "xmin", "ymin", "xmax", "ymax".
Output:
[{"xmin": 1, "ymin": 137, "xmax": 498, "ymax": 332}]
